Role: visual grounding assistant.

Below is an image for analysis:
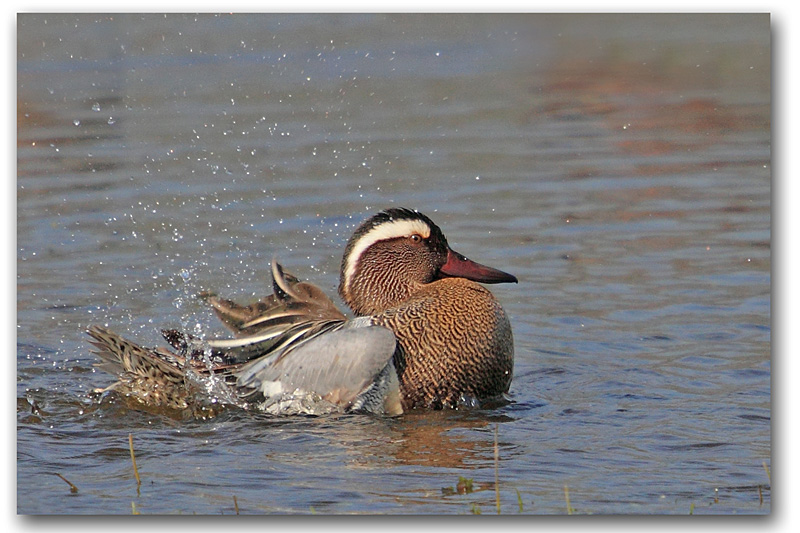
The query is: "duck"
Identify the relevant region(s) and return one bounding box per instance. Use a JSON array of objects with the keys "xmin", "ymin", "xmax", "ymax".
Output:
[{"xmin": 87, "ymin": 207, "xmax": 517, "ymax": 416}]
